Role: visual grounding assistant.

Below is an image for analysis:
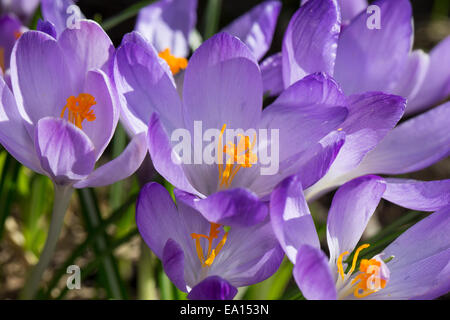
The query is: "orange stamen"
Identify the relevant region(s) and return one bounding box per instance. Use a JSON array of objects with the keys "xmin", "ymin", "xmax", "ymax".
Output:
[
  {"xmin": 60, "ymin": 93, "xmax": 97, "ymax": 129},
  {"xmin": 158, "ymin": 48, "xmax": 188, "ymax": 75},
  {"xmin": 190, "ymin": 222, "xmax": 228, "ymax": 267},
  {"xmin": 0, "ymin": 47, "xmax": 4, "ymax": 74},
  {"xmin": 217, "ymin": 125, "xmax": 257, "ymax": 189}
]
